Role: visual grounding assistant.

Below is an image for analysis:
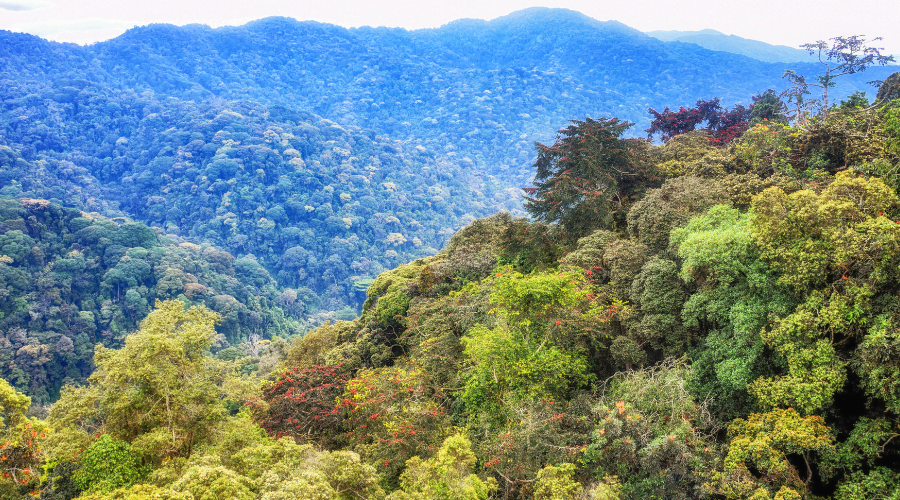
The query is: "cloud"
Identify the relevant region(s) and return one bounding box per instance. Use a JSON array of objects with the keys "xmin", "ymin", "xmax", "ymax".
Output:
[{"xmin": 0, "ymin": 0, "xmax": 50, "ymax": 11}]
